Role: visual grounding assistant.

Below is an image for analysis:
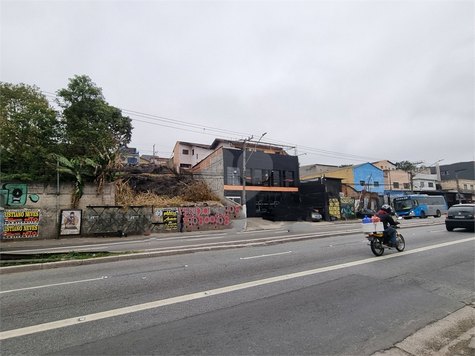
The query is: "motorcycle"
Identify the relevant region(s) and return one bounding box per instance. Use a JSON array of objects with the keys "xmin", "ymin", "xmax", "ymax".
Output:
[{"xmin": 364, "ymin": 224, "xmax": 405, "ymax": 256}]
